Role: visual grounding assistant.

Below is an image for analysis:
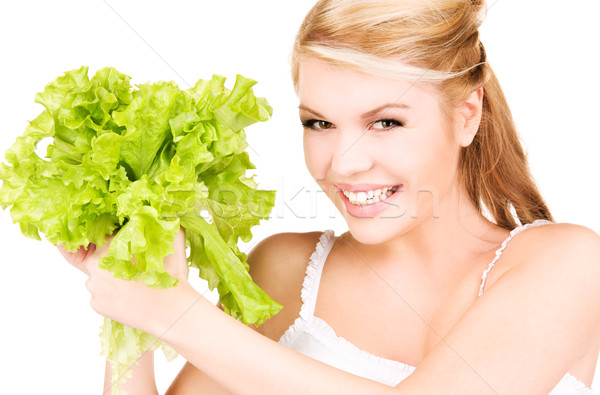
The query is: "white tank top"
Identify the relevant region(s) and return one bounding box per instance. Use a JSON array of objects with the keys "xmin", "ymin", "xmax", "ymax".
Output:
[{"xmin": 278, "ymin": 219, "xmax": 596, "ymax": 394}]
